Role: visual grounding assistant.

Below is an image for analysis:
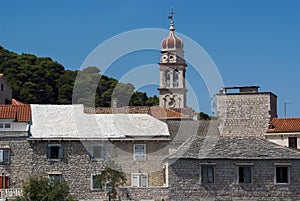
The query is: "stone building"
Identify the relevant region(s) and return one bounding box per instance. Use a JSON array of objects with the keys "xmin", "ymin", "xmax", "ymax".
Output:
[
  {"xmin": 217, "ymin": 86, "xmax": 277, "ymax": 137},
  {"xmin": 265, "ymin": 118, "xmax": 300, "ymax": 149},
  {"xmin": 0, "ymin": 104, "xmax": 31, "ymax": 200},
  {"xmin": 169, "ymin": 136, "xmax": 300, "ymax": 201},
  {"xmin": 29, "ymin": 104, "xmax": 171, "ymax": 201}
]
